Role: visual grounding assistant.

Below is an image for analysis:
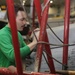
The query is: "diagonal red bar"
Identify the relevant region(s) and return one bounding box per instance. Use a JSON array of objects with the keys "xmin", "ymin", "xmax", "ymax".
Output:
[
  {"xmin": 44, "ymin": 0, "xmax": 55, "ymax": 73},
  {"xmin": 34, "ymin": 0, "xmax": 42, "ymax": 24},
  {"xmin": 0, "ymin": 68, "xmax": 60, "ymax": 75},
  {"xmin": 34, "ymin": 0, "xmax": 55, "ymax": 73},
  {"xmin": 6, "ymin": 0, "xmax": 23, "ymax": 75},
  {"xmin": 45, "ymin": 33, "xmax": 55, "ymax": 73}
]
